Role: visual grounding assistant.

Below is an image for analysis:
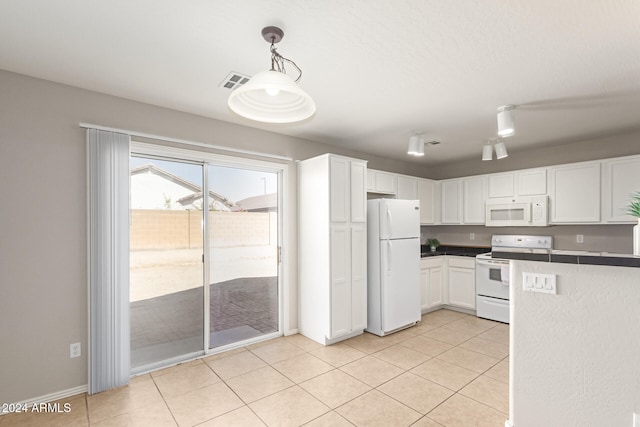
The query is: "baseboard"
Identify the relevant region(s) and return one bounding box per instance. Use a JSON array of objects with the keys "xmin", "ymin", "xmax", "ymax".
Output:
[
  {"xmin": 284, "ymin": 328, "xmax": 299, "ymax": 336},
  {"xmin": 1, "ymin": 384, "xmax": 88, "ymax": 415}
]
